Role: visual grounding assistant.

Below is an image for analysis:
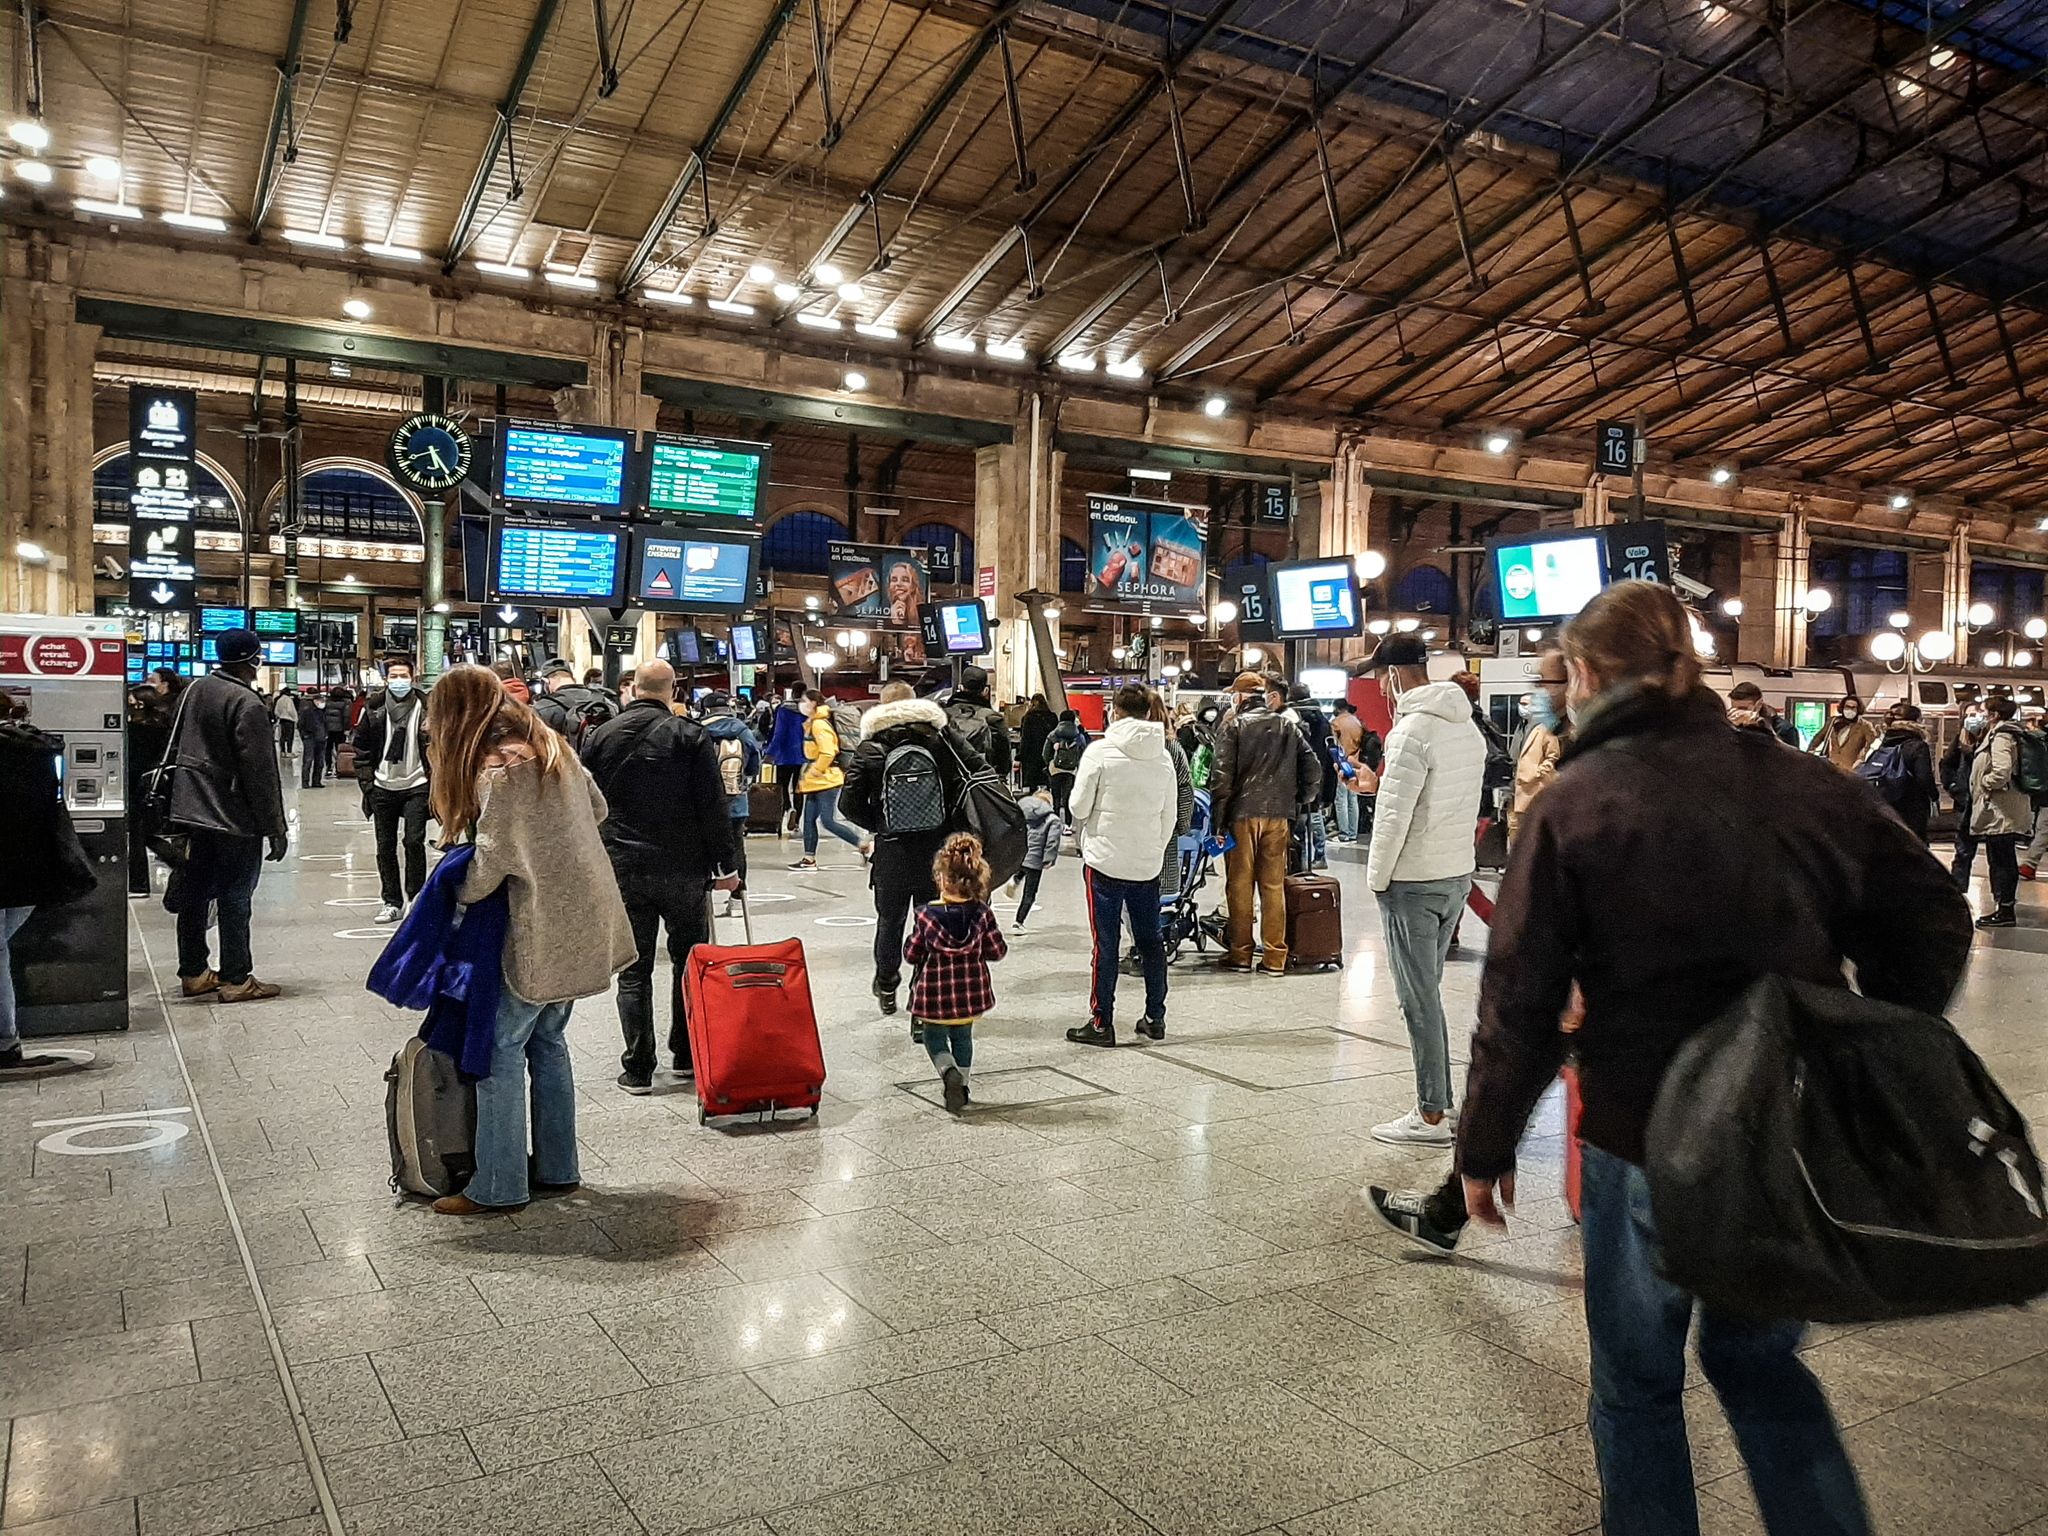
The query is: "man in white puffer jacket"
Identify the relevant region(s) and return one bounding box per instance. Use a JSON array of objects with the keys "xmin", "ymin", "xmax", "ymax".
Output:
[
  {"xmin": 1364, "ymin": 636, "xmax": 1487, "ymax": 1146},
  {"xmin": 1065, "ymin": 683, "xmax": 1180, "ymax": 1049}
]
